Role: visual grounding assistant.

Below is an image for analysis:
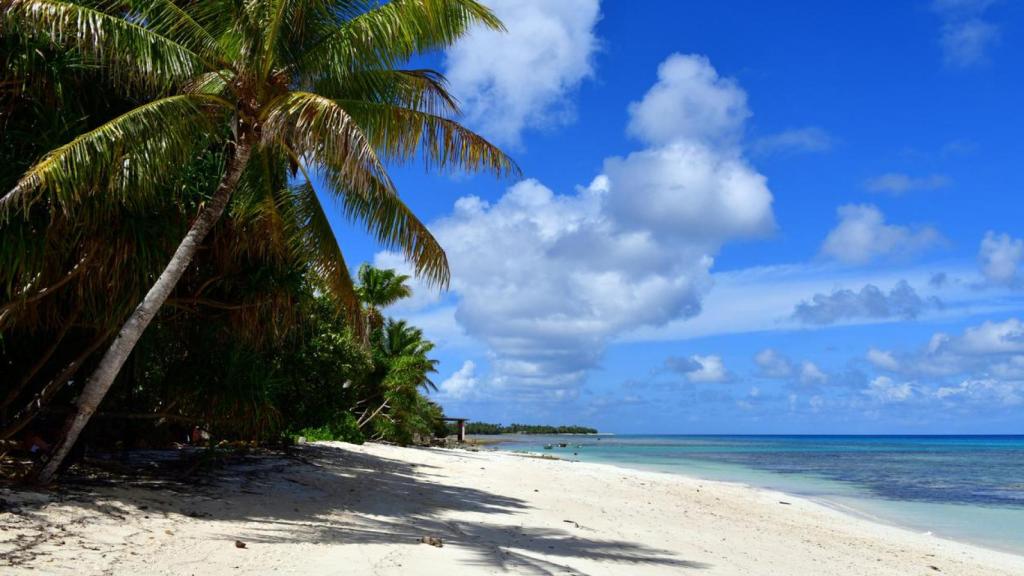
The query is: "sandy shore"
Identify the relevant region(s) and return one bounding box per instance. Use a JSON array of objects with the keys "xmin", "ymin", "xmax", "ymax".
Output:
[{"xmin": 2, "ymin": 441, "xmax": 1023, "ymax": 575}]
